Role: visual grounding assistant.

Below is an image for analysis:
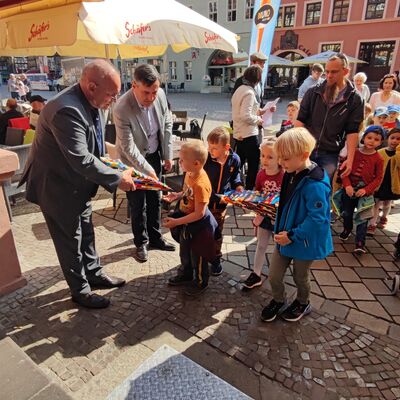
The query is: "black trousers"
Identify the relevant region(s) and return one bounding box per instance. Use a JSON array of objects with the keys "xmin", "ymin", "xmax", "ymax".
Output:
[
  {"xmin": 42, "ymin": 201, "xmax": 102, "ymax": 295},
  {"xmin": 126, "ymin": 151, "xmax": 162, "ymax": 247},
  {"xmin": 236, "ymin": 135, "xmax": 260, "ymax": 190},
  {"xmin": 179, "ymin": 229, "xmax": 209, "ymax": 288}
]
